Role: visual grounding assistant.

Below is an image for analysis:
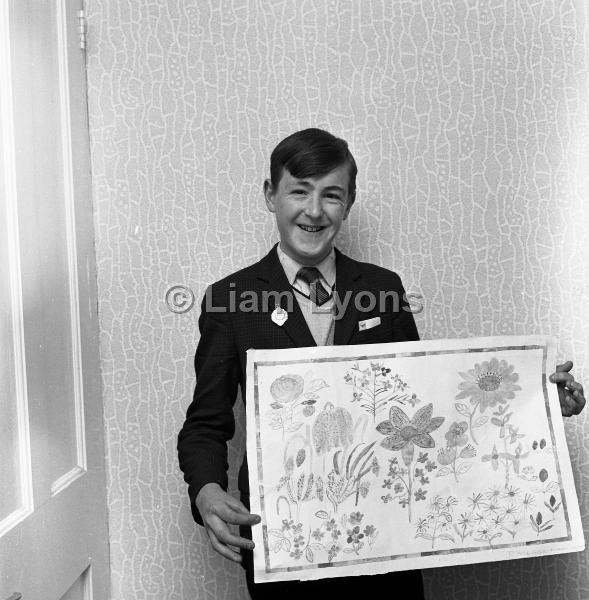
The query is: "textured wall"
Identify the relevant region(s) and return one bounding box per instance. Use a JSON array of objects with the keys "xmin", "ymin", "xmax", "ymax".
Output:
[{"xmin": 85, "ymin": 1, "xmax": 589, "ymax": 599}]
